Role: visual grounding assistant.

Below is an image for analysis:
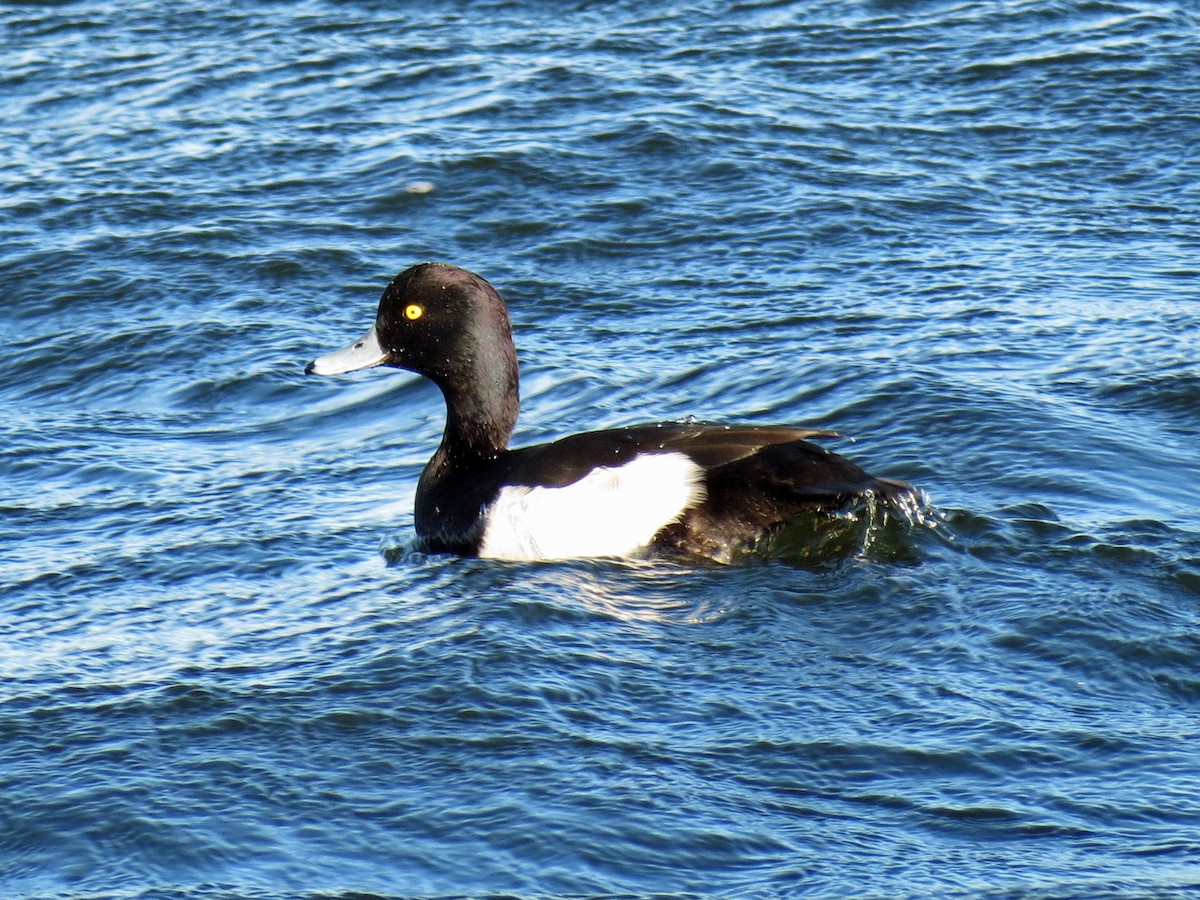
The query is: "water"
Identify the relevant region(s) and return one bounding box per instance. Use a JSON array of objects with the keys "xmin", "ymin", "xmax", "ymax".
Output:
[{"xmin": 3, "ymin": 1, "xmax": 1199, "ymax": 897}]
